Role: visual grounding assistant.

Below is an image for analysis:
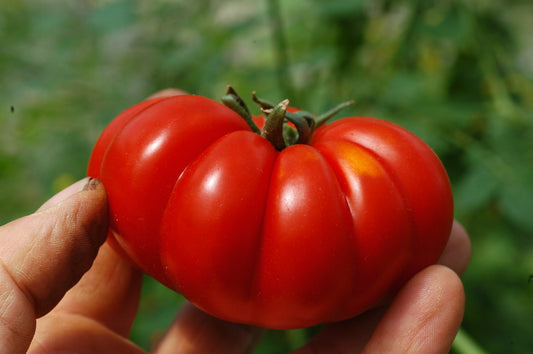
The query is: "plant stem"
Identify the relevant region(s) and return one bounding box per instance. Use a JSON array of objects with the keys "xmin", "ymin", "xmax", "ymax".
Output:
[
  {"xmin": 285, "ymin": 111, "xmax": 311, "ymax": 145},
  {"xmin": 221, "ymin": 86, "xmax": 261, "ymax": 134},
  {"xmin": 261, "ymin": 99, "xmax": 289, "ymax": 151},
  {"xmin": 266, "ymin": 0, "xmax": 295, "ymax": 99},
  {"xmin": 452, "ymin": 328, "xmax": 488, "ymax": 354},
  {"xmin": 252, "ymin": 91, "xmax": 275, "ymax": 111},
  {"xmin": 315, "ymin": 100, "xmax": 356, "ymax": 127}
]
